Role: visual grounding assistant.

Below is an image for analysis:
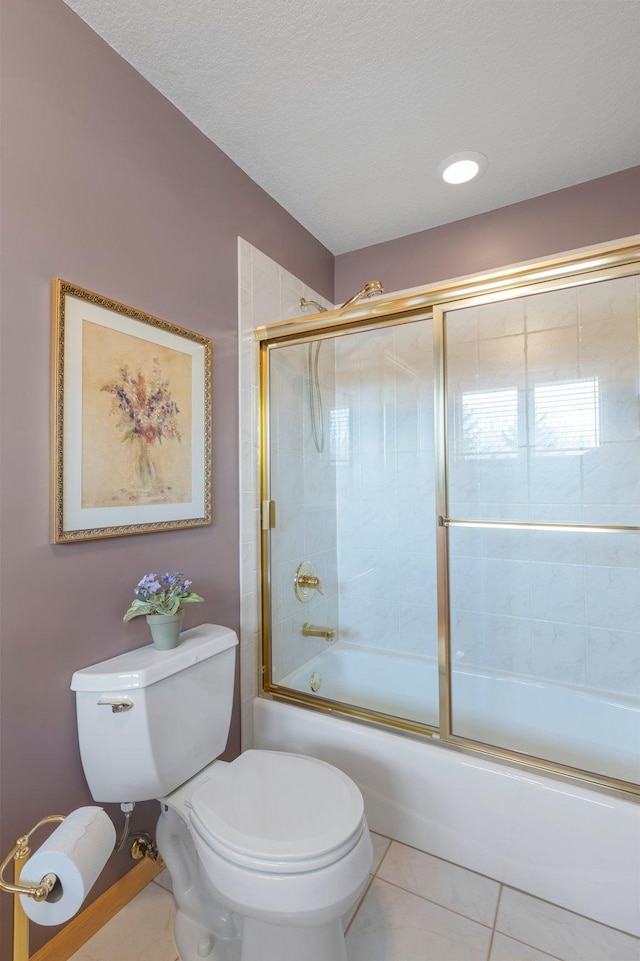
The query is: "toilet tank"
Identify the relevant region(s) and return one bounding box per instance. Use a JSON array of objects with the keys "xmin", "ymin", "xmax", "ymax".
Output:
[{"xmin": 71, "ymin": 624, "xmax": 237, "ymax": 803}]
